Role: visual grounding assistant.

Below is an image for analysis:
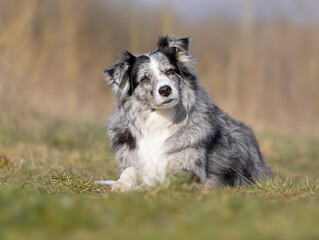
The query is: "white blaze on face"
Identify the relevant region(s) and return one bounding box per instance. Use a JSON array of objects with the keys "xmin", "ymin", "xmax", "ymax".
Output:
[
  {"xmin": 149, "ymin": 55, "xmax": 161, "ymax": 79},
  {"xmin": 149, "ymin": 55, "xmax": 179, "ymax": 108}
]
